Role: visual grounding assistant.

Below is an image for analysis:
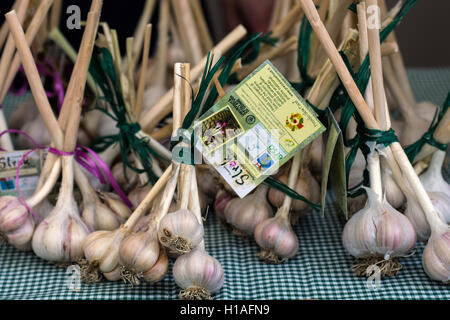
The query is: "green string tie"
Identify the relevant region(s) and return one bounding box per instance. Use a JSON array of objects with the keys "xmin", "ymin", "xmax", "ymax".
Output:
[{"xmin": 405, "ymin": 92, "xmax": 450, "ymax": 162}]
